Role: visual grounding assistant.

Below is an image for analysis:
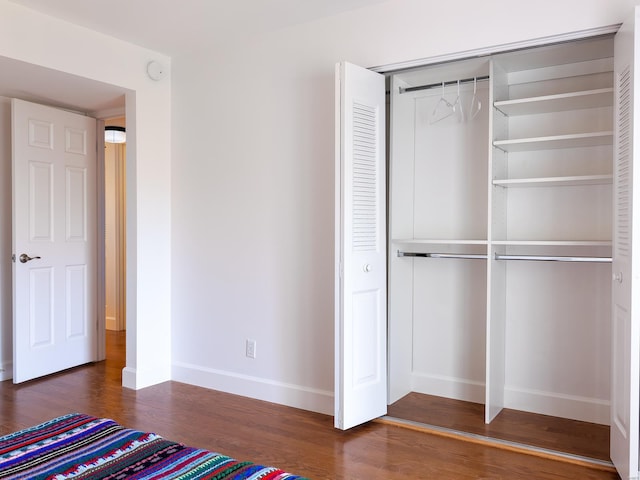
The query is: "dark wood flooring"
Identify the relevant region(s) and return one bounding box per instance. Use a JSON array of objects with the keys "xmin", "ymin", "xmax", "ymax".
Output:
[
  {"xmin": 0, "ymin": 331, "xmax": 619, "ymax": 479},
  {"xmin": 387, "ymin": 392, "xmax": 610, "ymax": 462}
]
